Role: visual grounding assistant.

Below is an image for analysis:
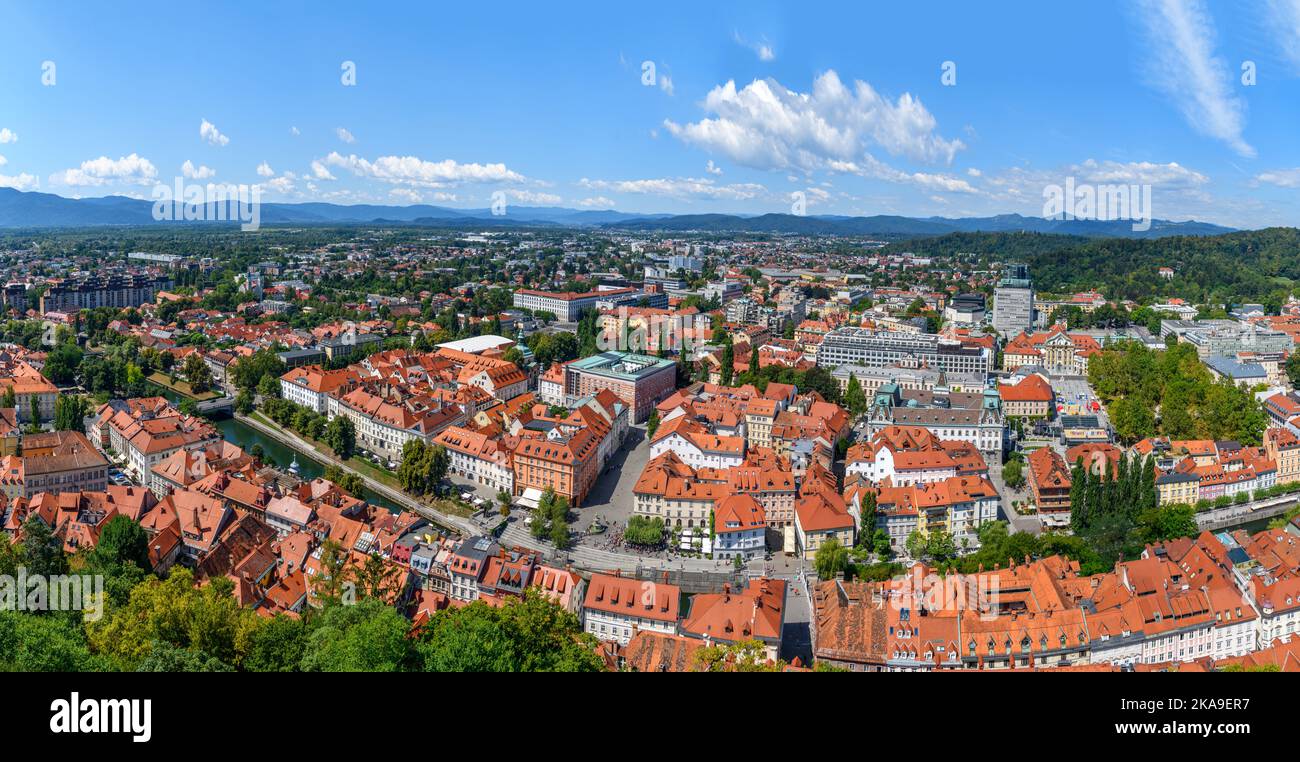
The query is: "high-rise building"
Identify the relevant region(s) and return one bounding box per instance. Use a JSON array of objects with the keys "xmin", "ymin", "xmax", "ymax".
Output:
[{"xmin": 992, "ymin": 264, "xmax": 1034, "ymax": 336}]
